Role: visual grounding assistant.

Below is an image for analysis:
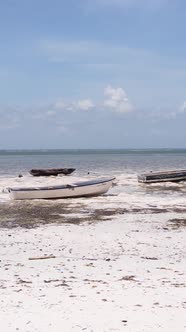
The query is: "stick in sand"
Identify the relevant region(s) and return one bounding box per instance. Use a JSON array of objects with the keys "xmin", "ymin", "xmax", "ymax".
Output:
[{"xmin": 29, "ymin": 255, "xmax": 56, "ymax": 260}]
